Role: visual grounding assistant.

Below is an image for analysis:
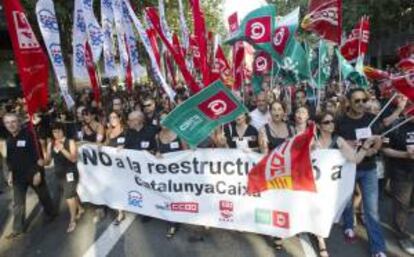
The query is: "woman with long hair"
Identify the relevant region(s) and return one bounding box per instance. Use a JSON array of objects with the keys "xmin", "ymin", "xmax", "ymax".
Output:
[{"xmin": 44, "ymin": 122, "xmax": 84, "ymax": 233}]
